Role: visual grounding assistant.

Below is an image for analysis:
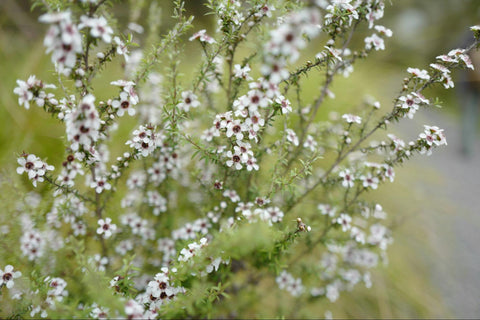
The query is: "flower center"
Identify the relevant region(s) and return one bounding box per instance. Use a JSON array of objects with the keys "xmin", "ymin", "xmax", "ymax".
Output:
[{"xmin": 3, "ymin": 273, "xmax": 12, "ymax": 281}]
